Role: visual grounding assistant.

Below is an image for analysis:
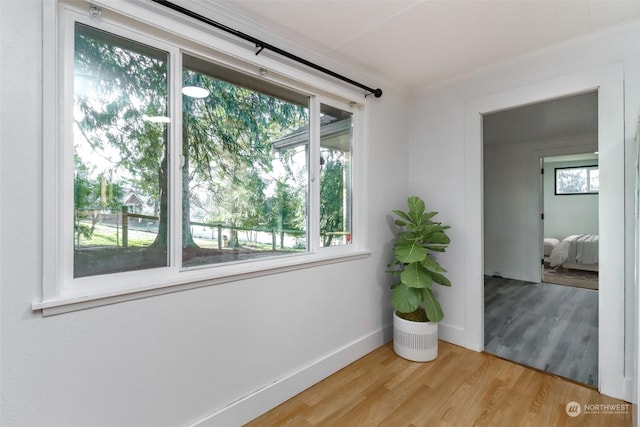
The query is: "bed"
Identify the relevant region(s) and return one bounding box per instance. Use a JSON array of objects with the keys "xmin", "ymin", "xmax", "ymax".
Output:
[{"xmin": 546, "ymin": 234, "xmax": 599, "ymax": 272}]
